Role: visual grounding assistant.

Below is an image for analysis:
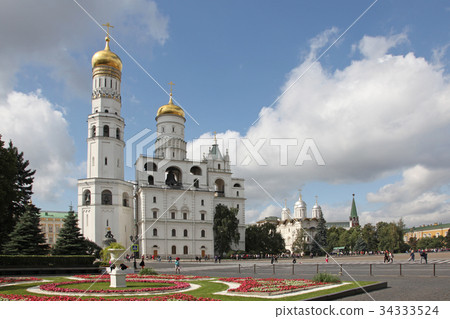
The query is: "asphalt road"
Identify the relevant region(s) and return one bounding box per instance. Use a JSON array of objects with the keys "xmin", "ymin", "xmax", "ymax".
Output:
[{"xmin": 128, "ymin": 251, "xmax": 450, "ymax": 301}]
